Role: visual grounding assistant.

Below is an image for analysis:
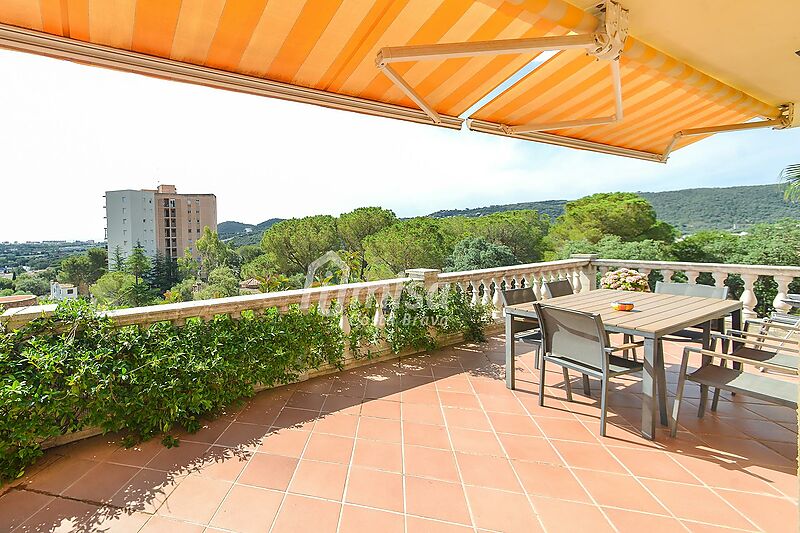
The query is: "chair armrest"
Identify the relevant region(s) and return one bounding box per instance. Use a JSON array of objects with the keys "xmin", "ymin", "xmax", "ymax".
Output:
[
  {"xmin": 725, "ymin": 329, "xmax": 800, "ymax": 347},
  {"xmin": 745, "ymin": 319, "xmax": 800, "ymax": 332},
  {"xmin": 683, "ymin": 346, "xmax": 800, "ymax": 373},
  {"xmin": 606, "ymin": 341, "xmax": 644, "ymax": 353}
]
